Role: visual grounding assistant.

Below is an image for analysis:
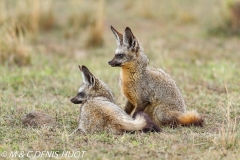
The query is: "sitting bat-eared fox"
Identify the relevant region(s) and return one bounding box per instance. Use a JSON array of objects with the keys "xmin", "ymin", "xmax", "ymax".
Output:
[{"xmin": 108, "ymin": 26, "xmax": 204, "ymax": 127}]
